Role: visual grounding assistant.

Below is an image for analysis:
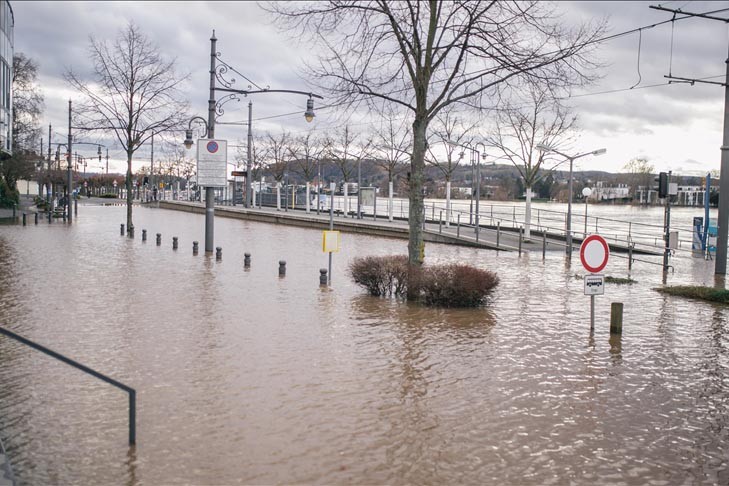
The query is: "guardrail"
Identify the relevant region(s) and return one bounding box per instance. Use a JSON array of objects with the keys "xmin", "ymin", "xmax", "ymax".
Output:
[{"xmin": 0, "ymin": 326, "xmax": 136, "ymax": 446}]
